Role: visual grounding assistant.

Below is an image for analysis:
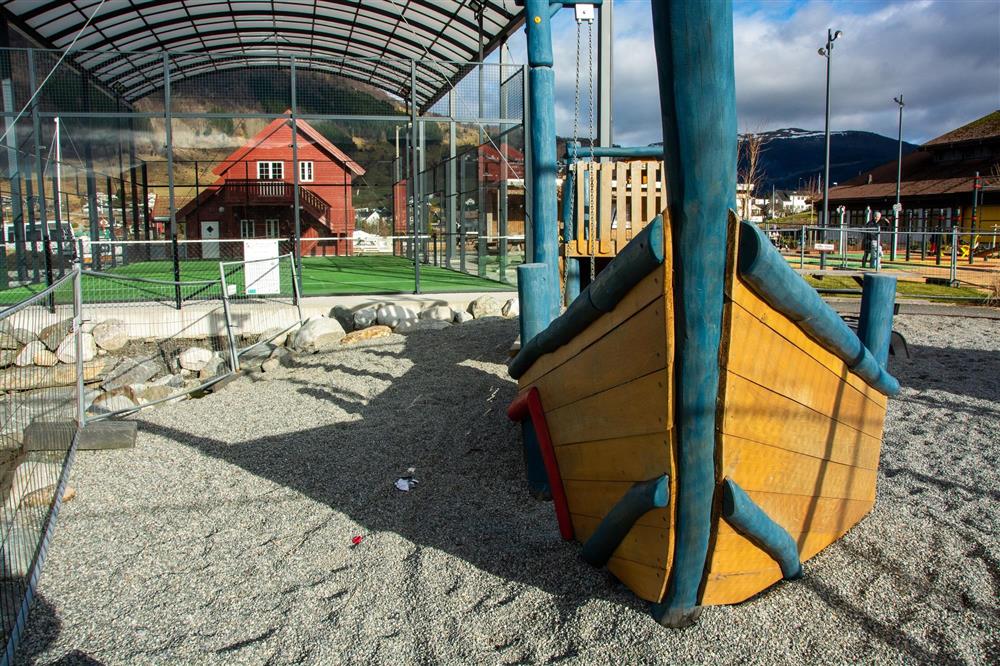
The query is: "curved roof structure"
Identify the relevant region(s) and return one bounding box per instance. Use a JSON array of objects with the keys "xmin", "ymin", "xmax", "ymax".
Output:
[{"xmin": 0, "ymin": 0, "xmax": 523, "ymax": 107}]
